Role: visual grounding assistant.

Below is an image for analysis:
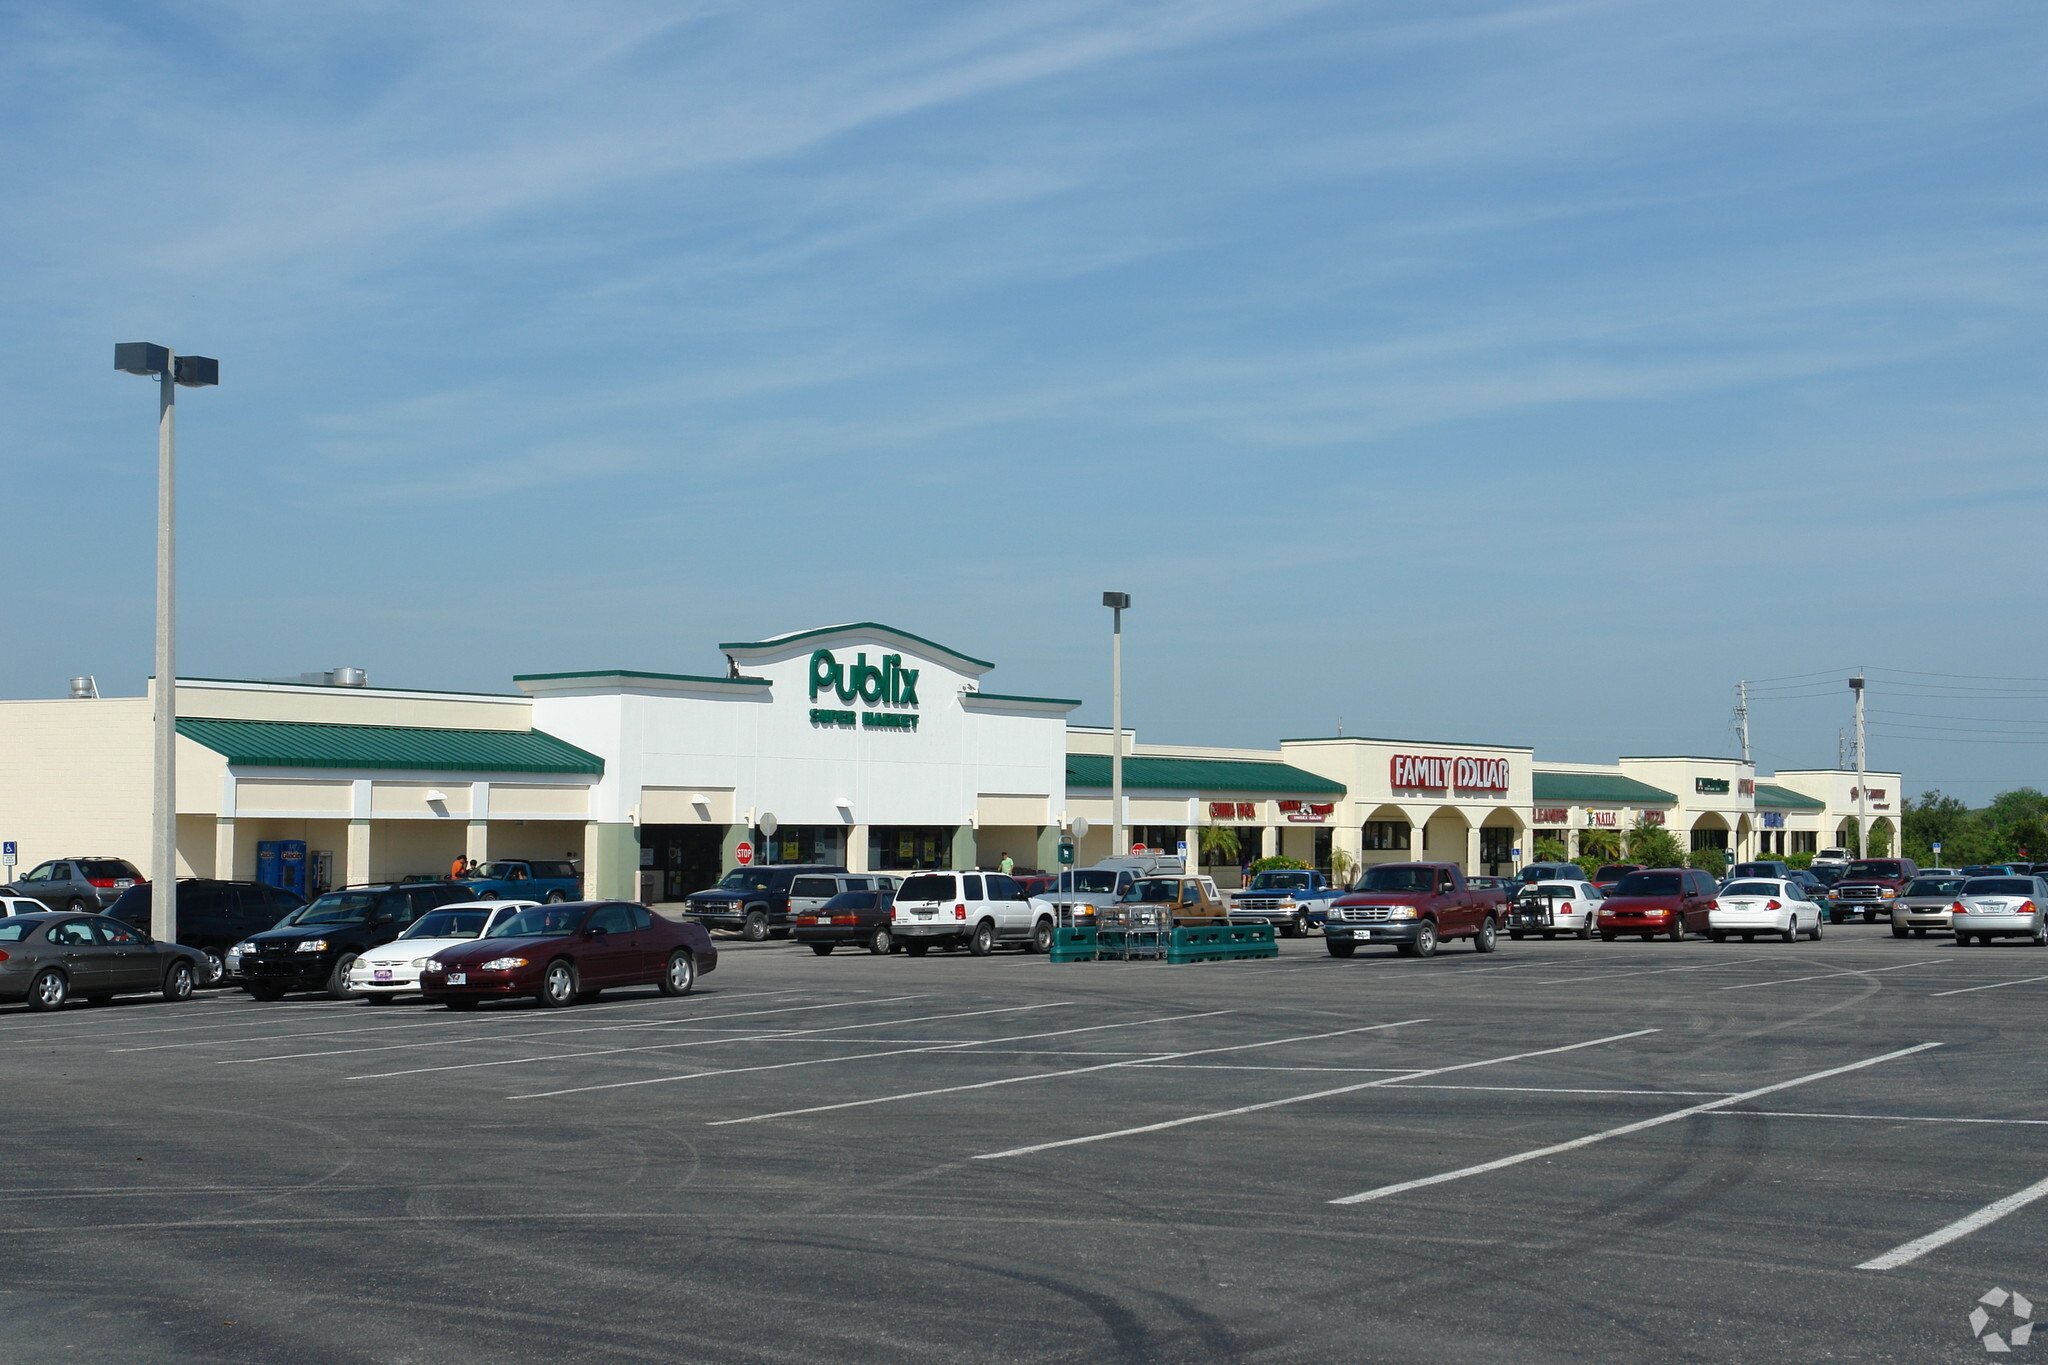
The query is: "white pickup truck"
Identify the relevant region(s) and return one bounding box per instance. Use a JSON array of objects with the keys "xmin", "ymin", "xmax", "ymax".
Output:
[{"xmin": 890, "ymin": 870, "xmax": 1057, "ymax": 956}]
